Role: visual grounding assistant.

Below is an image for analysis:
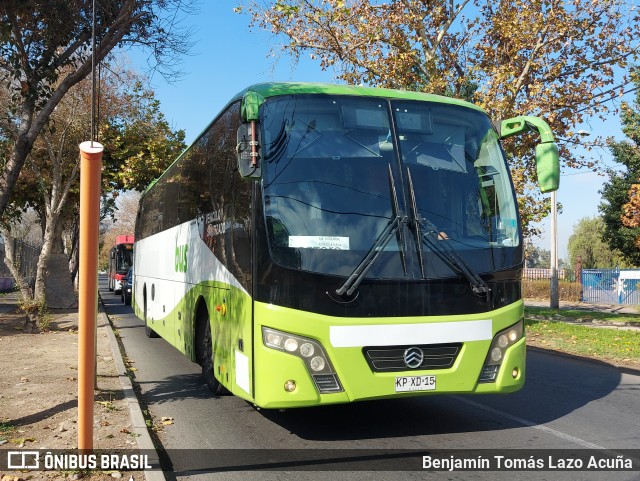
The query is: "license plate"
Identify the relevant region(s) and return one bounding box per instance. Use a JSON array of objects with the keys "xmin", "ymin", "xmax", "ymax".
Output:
[{"xmin": 395, "ymin": 375, "xmax": 436, "ymax": 392}]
